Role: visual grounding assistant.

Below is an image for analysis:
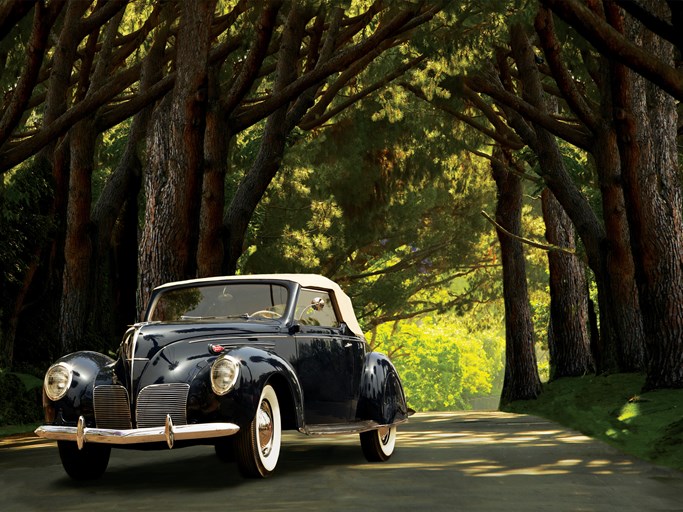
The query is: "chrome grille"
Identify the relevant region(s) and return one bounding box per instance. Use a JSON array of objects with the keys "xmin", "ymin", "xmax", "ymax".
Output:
[
  {"xmin": 136, "ymin": 383, "xmax": 189, "ymax": 428},
  {"xmin": 94, "ymin": 385, "xmax": 132, "ymax": 429}
]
